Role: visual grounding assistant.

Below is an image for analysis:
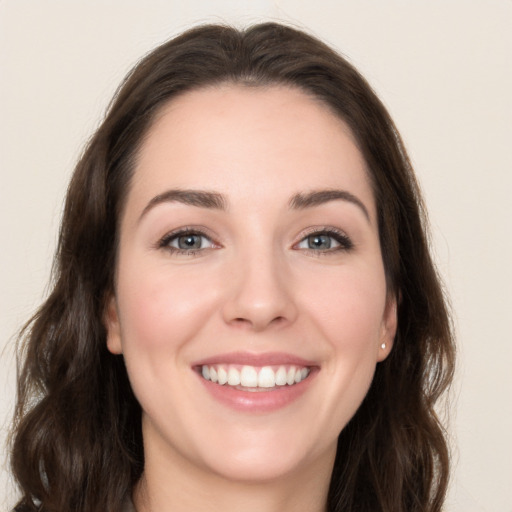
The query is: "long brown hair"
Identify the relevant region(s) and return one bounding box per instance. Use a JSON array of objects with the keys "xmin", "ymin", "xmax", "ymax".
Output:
[{"xmin": 10, "ymin": 23, "xmax": 455, "ymax": 512}]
